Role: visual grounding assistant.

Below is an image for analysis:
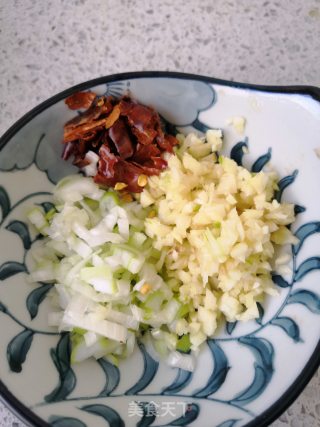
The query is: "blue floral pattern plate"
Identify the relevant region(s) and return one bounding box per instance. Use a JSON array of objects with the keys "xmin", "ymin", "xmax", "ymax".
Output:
[{"xmin": 0, "ymin": 72, "xmax": 319, "ymax": 427}]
